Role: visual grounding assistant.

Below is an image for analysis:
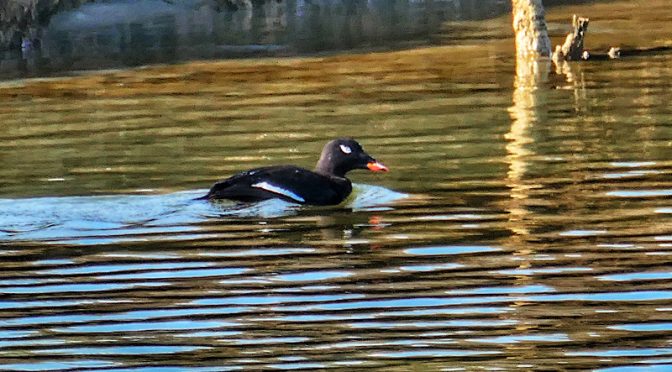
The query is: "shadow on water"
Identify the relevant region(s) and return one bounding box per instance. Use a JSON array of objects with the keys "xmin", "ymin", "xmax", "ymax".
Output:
[
  {"xmin": 1, "ymin": 0, "xmax": 599, "ymax": 80},
  {"xmin": 0, "ymin": 184, "xmax": 408, "ymax": 245},
  {"xmin": 2, "ymin": 0, "xmax": 511, "ymax": 80}
]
